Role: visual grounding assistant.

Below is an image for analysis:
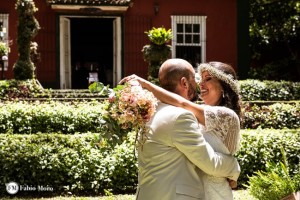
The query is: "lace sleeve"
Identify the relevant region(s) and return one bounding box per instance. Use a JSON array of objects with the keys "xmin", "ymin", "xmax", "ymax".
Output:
[{"xmin": 203, "ymin": 105, "xmax": 241, "ymax": 155}]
